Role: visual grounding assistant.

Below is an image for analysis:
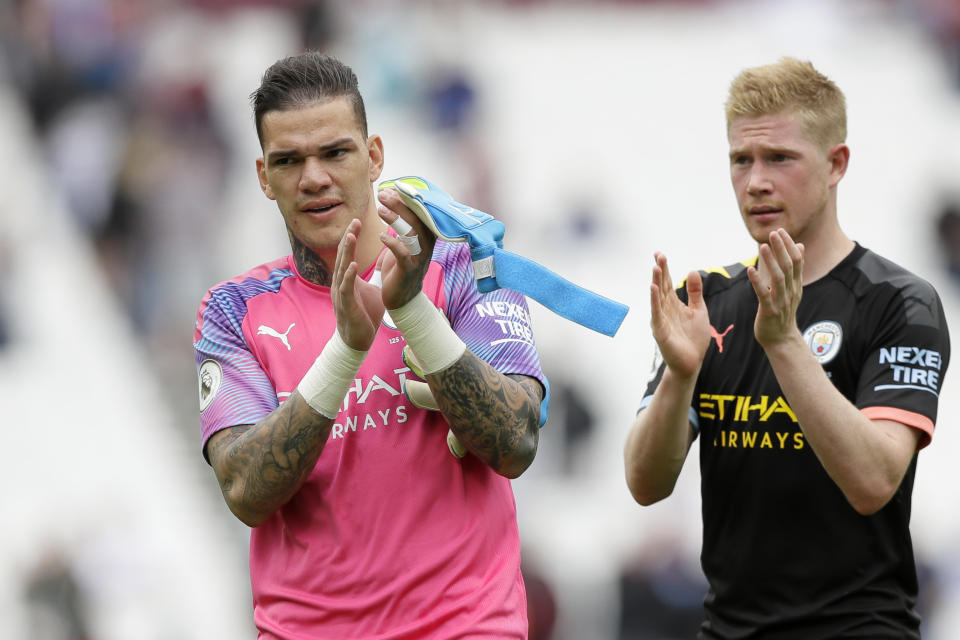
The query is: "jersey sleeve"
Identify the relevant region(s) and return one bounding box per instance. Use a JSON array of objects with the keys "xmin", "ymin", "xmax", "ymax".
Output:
[
  {"xmin": 855, "ymin": 280, "xmax": 950, "ymax": 448},
  {"xmin": 193, "ymin": 285, "xmax": 279, "ymax": 458},
  {"xmin": 432, "ymin": 241, "xmax": 550, "ymax": 425}
]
